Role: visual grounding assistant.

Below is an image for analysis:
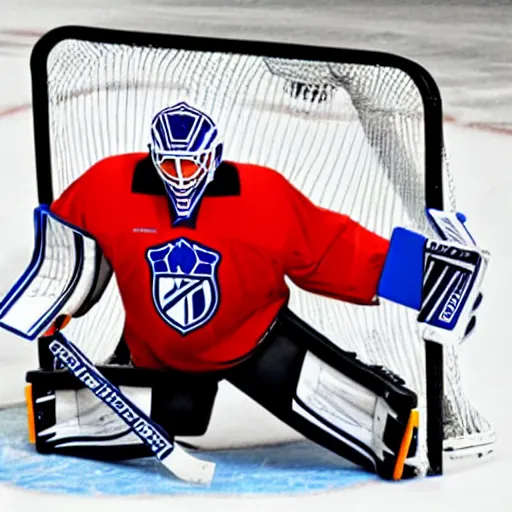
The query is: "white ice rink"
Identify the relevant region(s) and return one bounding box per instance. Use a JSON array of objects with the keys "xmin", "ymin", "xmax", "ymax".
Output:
[{"xmin": 0, "ymin": 1, "xmax": 511, "ymax": 510}]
